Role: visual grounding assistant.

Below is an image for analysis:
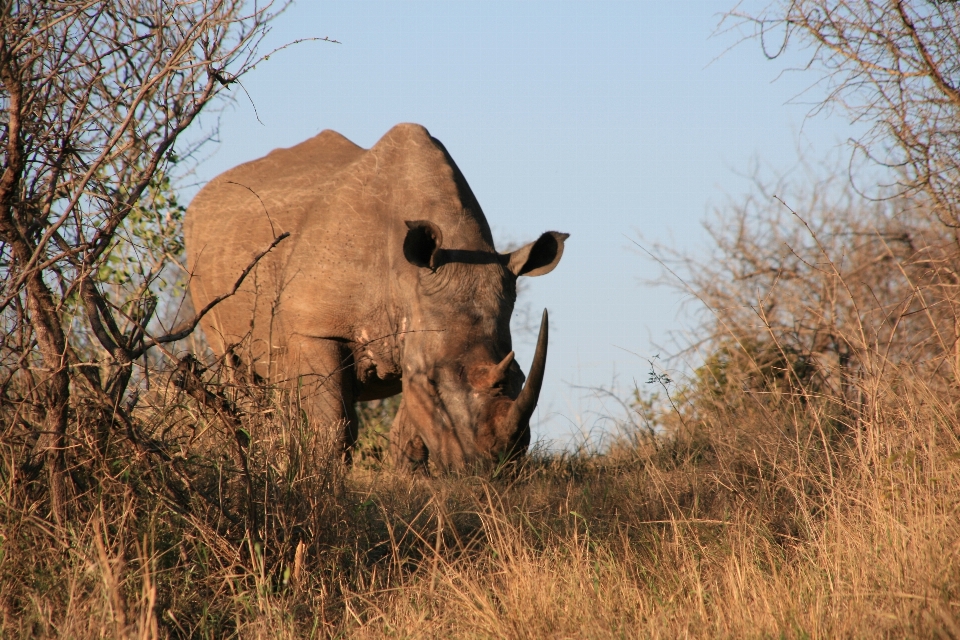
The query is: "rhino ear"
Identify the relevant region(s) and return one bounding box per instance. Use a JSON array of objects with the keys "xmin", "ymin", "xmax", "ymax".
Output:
[
  {"xmin": 404, "ymin": 220, "xmax": 443, "ymax": 269},
  {"xmin": 506, "ymin": 231, "xmax": 569, "ymax": 277}
]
